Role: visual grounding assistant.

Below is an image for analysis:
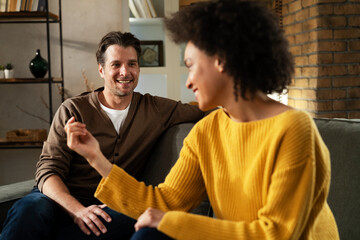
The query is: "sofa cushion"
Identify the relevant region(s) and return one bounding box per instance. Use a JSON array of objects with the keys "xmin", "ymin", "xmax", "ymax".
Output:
[{"xmin": 315, "ymin": 118, "xmax": 360, "ymax": 240}]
